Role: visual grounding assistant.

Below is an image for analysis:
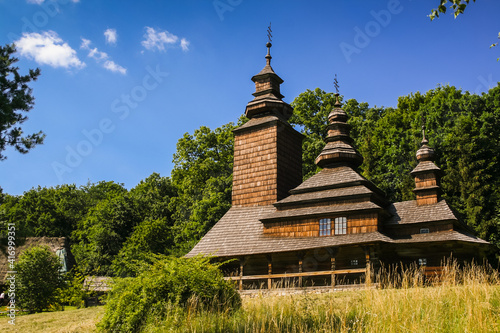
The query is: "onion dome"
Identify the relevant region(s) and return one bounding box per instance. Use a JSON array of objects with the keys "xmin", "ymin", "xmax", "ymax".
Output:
[
  {"xmin": 315, "ymin": 92, "xmax": 363, "ymax": 168},
  {"xmin": 244, "ymin": 41, "xmax": 293, "ymax": 120},
  {"xmin": 416, "ymin": 125, "xmax": 435, "ymax": 162}
]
